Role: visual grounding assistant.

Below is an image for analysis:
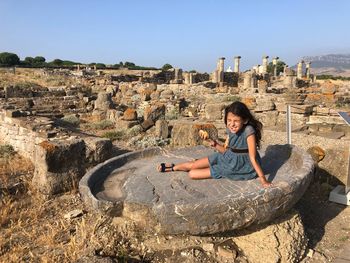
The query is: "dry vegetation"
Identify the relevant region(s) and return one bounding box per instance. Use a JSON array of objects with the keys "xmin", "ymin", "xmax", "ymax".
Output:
[
  {"xmin": 0, "ymin": 68, "xmax": 75, "ymax": 87},
  {"xmin": 0, "ymin": 145, "xmax": 138, "ymax": 262},
  {"xmin": 0, "ymin": 150, "xmax": 85, "ymax": 261}
]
